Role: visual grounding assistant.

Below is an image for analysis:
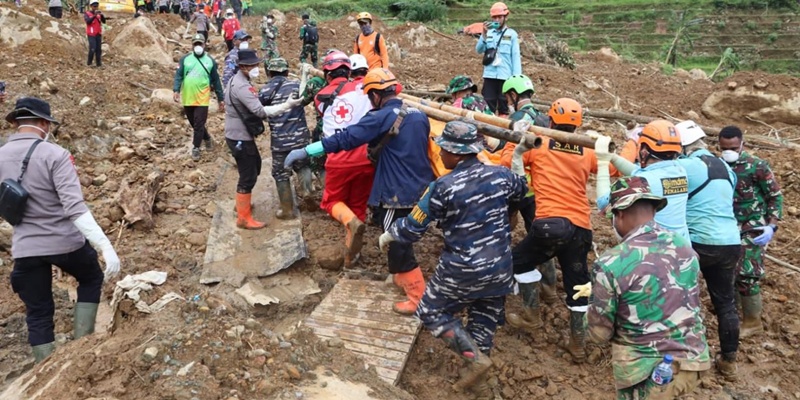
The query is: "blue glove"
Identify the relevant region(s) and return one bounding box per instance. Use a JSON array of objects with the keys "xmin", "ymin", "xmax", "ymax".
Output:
[
  {"xmin": 284, "ymin": 149, "xmax": 308, "ymax": 169},
  {"xmin": 752, "ymin": 225, "xmax": 775, "ymax": 246}
]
